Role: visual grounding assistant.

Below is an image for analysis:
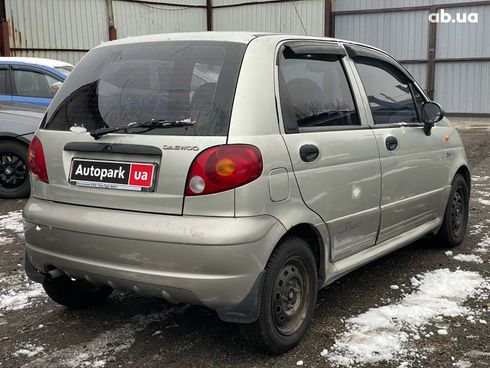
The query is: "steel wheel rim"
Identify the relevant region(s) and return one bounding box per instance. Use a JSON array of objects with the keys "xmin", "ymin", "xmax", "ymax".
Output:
[
  {"xmin": 0, "ymin": 152, "xmax": 28, "ymax": 189},
  {"xmin": 272, "ymin": 257, "xmax": 311, "ymax": 336},
  {"xmin": 450, "ymin": 187, "xmax": 466, "ymax": 237}
]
